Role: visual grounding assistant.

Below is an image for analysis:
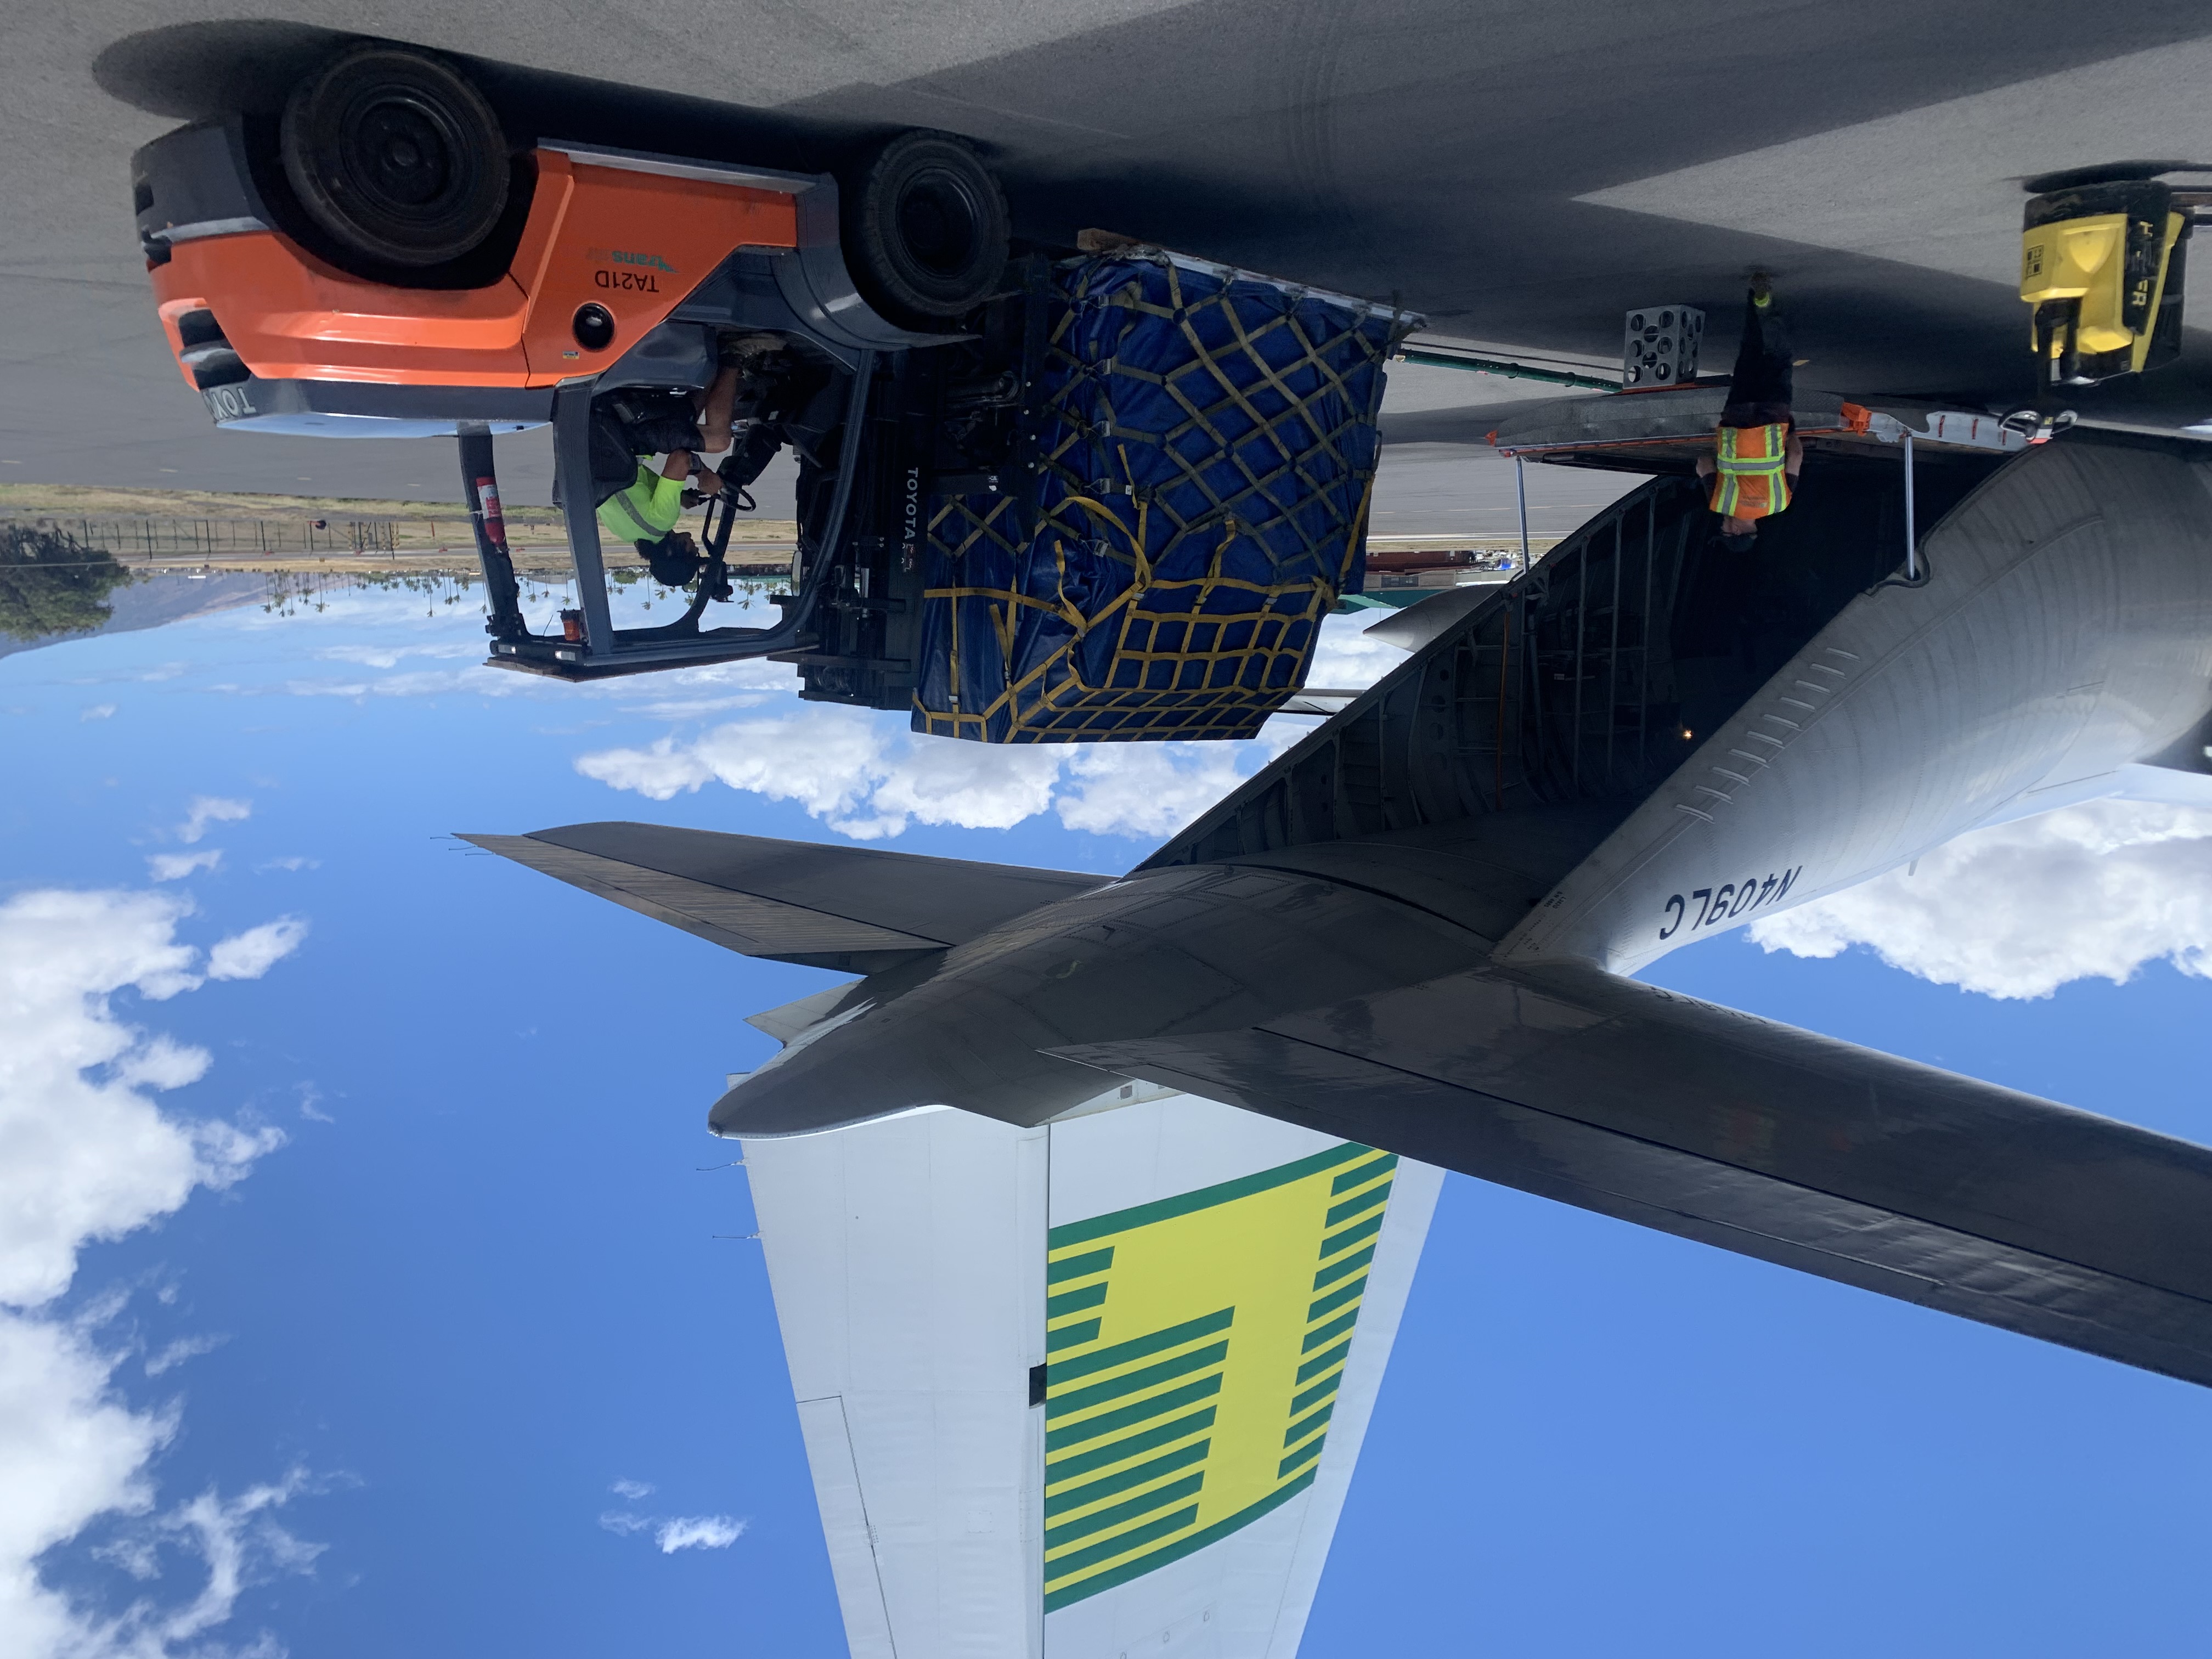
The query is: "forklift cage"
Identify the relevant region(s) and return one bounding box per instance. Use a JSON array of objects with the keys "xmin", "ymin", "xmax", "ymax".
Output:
[{"xmin": 467, "ymin": 357, "xmax": 876, "ymax": 681}]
